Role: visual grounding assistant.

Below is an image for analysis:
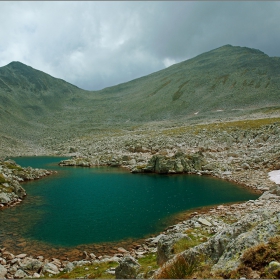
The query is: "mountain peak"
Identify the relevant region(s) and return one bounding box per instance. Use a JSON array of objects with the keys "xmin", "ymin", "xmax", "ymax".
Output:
[
  {"xmin": 2, "ymin": 61, "xmax": 36, "ymax": 76},
  {"xmin": 0, "ymin": 60, "xmax": 81, "ymax": 95},
  {"xmin": 213, "ymin": 44, "xmax": 266, "ymax": 56},
  {"xmin": 6, "ymin": 61, "xmax": 32, "ymax": 71}
]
